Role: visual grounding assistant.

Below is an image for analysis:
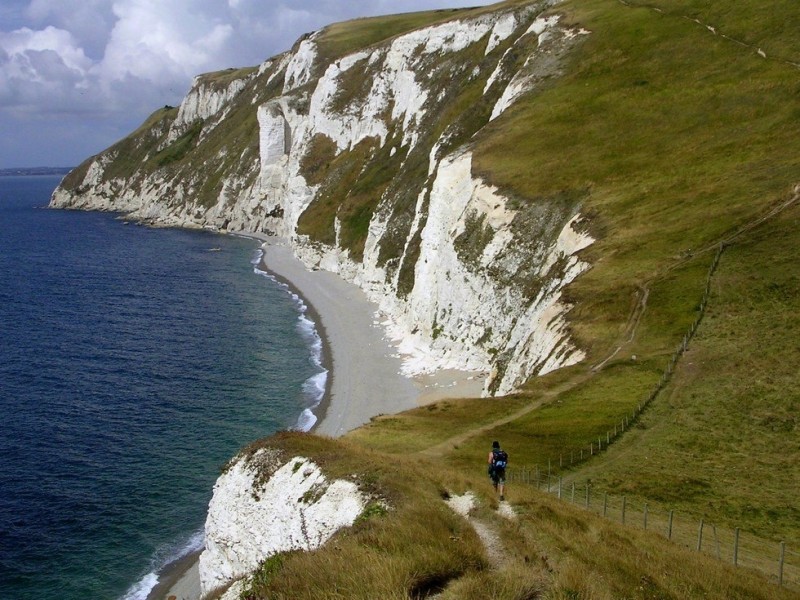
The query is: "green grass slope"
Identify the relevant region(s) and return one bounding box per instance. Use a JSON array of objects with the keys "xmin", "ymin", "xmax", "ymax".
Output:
[
  {"xmin": 60, "ymin": 0, "xmax": 799, "ymax": 595},
  {"xmin": 278, "ymin": 0, "xmax": 800, "ymax": 595}
]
